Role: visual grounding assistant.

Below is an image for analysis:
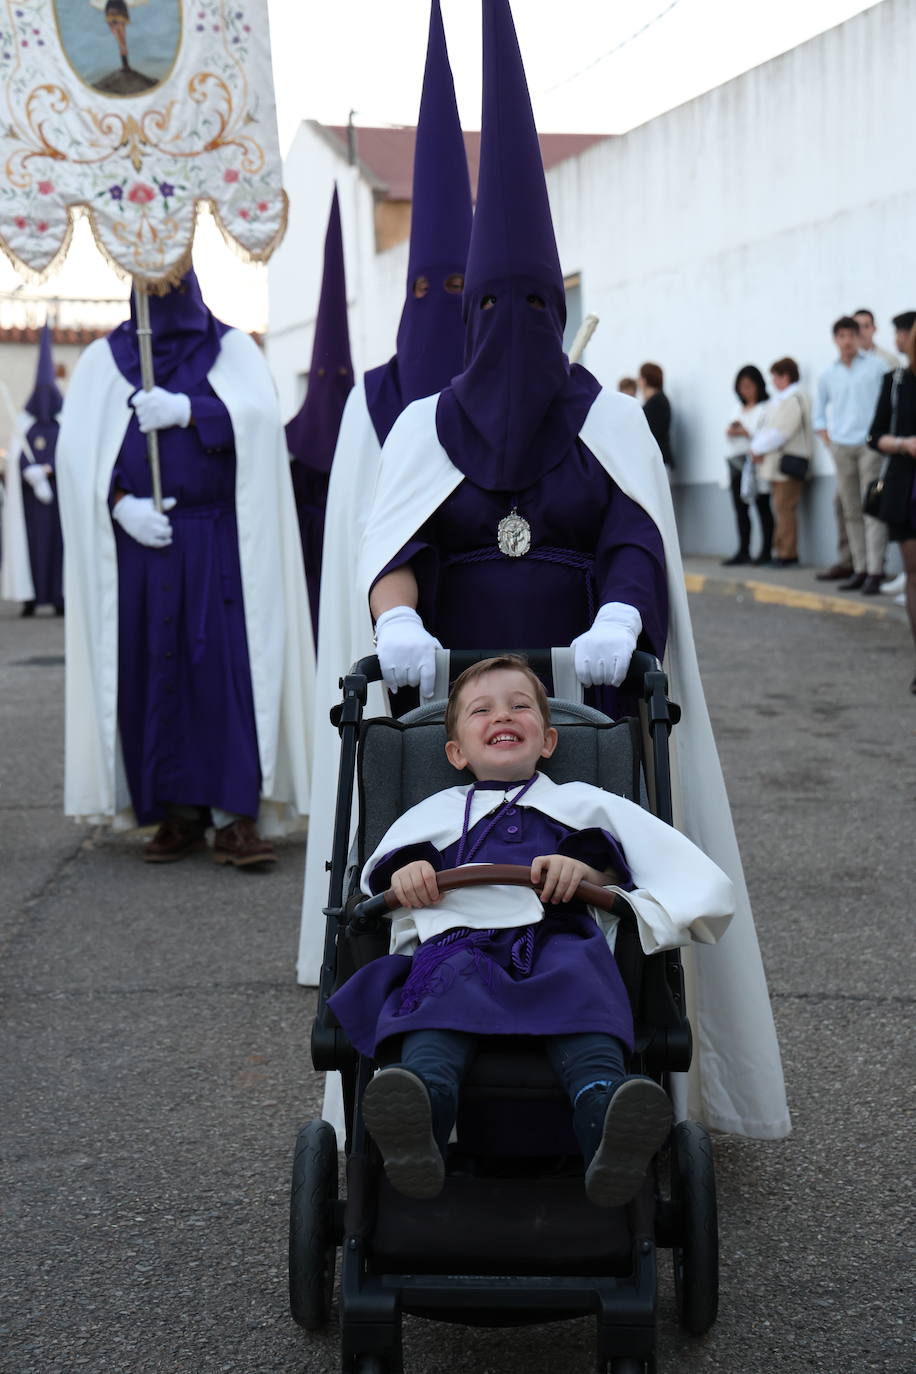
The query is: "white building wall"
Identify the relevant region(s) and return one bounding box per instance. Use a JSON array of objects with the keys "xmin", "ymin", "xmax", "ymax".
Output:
[
  {"xmin": 547, "ymin": 0, "xmax": 916, "ymax": 559},
  {"xmin": 269, "ymin": 0, "xmax": 916, "ymax": 562}
]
